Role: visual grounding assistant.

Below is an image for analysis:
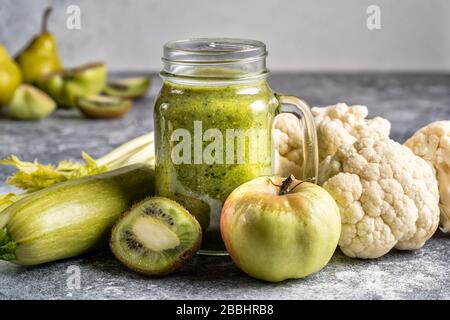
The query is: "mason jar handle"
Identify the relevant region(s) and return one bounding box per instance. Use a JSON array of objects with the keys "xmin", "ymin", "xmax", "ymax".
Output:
[{"xmin": 275, "ymin": 94, "xmax": 319, "ymax": 183}]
